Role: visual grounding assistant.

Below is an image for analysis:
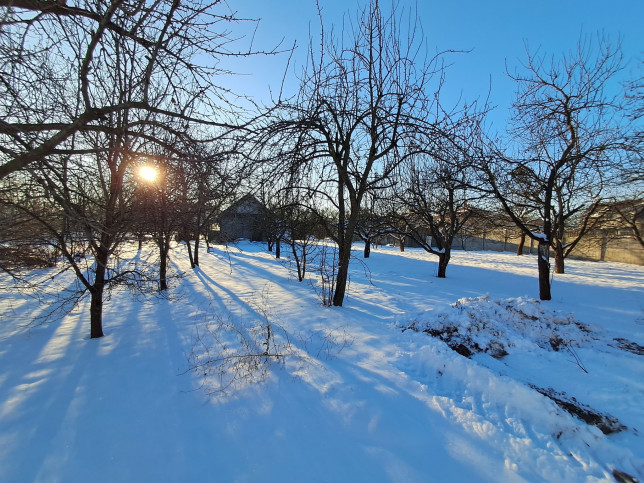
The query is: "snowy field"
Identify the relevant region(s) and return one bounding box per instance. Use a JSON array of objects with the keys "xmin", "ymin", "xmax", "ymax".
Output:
[{"xmin": 0, "ymin": 241, "xmax": 643, "ymax": 482}]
